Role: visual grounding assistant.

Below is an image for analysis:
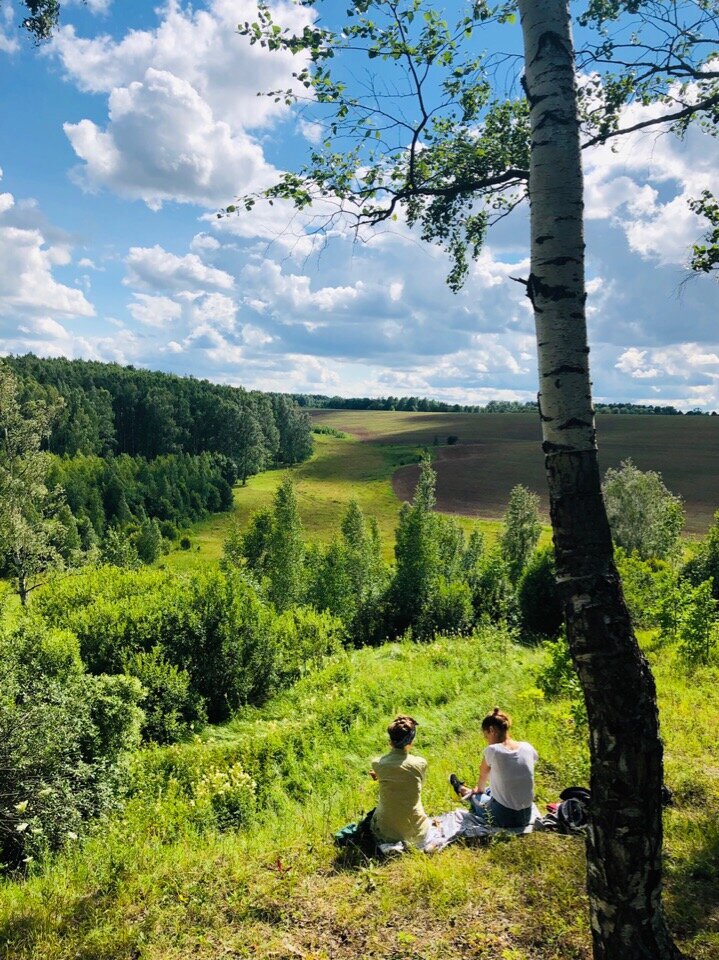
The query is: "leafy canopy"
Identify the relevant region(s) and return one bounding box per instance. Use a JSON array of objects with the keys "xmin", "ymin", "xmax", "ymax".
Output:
[{"xmin": 235, "ymin": 0, "xmax": 717, "ymax": 288}]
